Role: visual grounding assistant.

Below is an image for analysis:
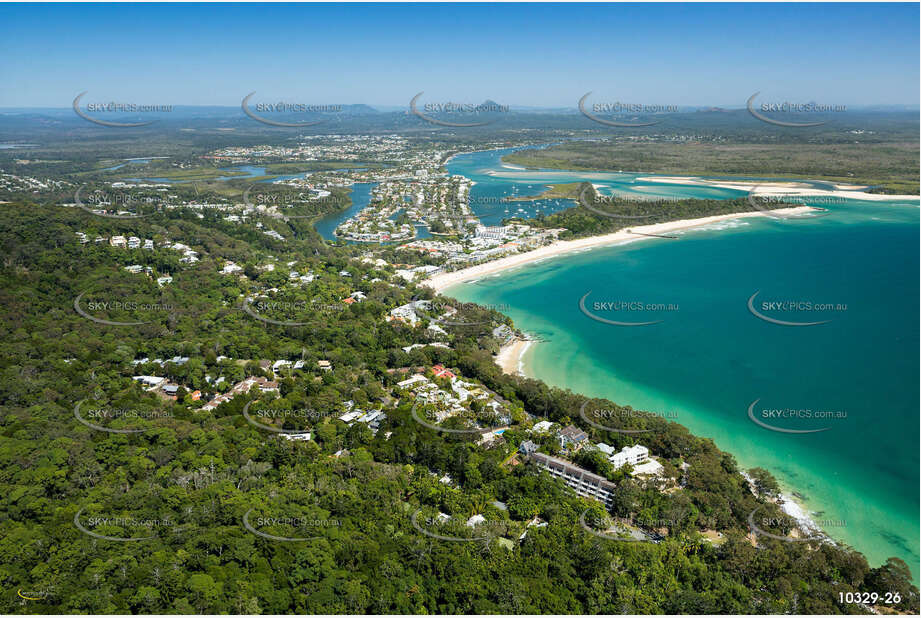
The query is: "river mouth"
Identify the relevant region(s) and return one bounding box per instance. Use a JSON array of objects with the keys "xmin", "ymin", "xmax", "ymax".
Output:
[{"xmin": 443, "ymin": 146, "xmax": 920, "ymax": 575}]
